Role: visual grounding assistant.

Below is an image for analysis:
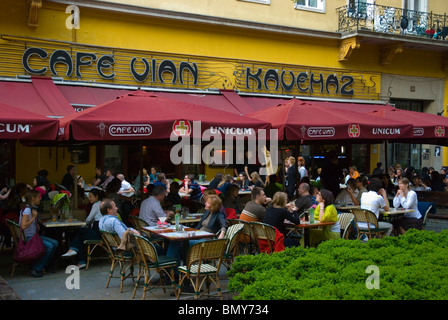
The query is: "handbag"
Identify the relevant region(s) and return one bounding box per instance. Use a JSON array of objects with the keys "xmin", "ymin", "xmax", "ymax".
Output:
[{"xmin": 14, "ymin": 206, "xmax": 46, "ymax": 263}]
